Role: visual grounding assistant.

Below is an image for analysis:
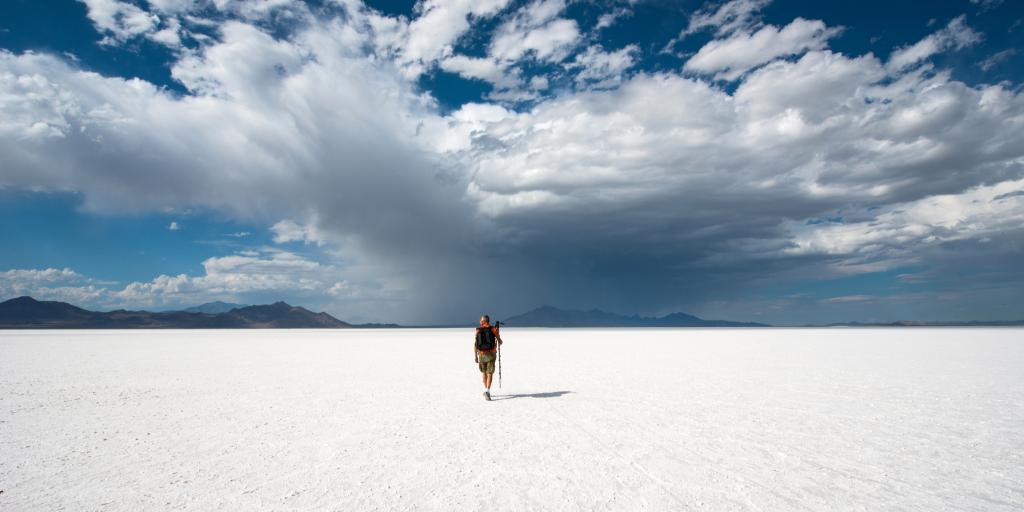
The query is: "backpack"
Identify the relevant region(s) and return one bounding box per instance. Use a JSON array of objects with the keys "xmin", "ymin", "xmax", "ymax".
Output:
[{"xmin": 476, "ymin": 326, "xmax": 496, "ymax": 351}]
